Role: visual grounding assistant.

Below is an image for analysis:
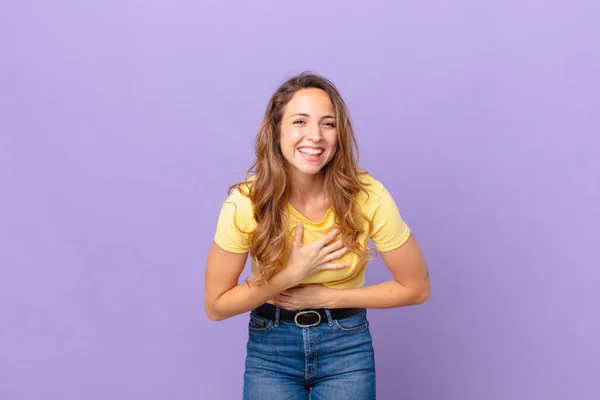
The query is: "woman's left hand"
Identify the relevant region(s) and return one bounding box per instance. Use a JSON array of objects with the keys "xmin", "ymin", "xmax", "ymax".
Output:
[{"xmin": 272, "ymin": 284, "xmax": 336, "ymax": 310}]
